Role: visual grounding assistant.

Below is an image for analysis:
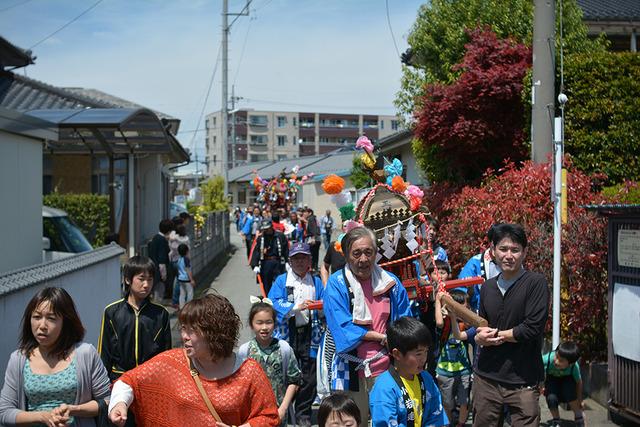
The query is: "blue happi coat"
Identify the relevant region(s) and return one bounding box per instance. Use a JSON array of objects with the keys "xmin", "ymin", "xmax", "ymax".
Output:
[{"xmin": 268, "ymin": 271, "xmax": 324, "ymax": 358}]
